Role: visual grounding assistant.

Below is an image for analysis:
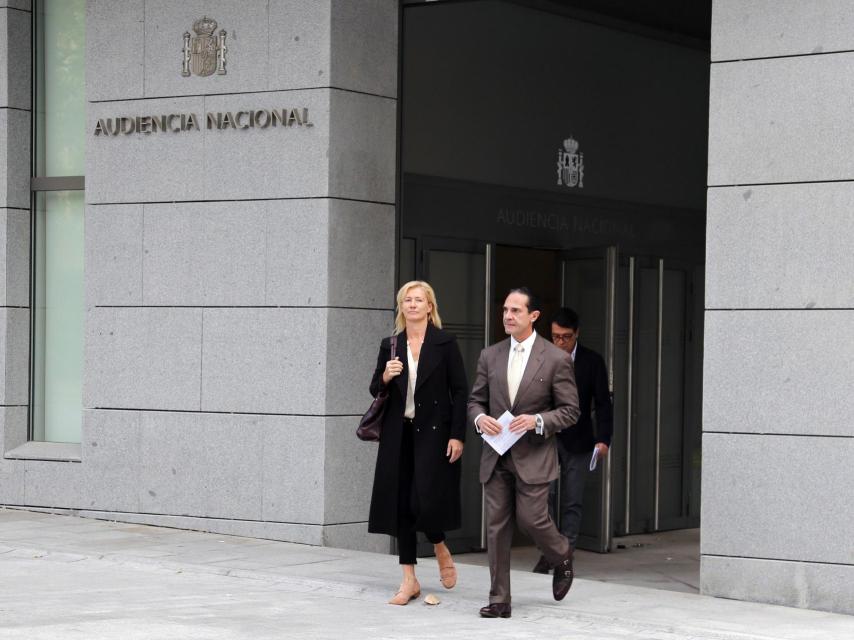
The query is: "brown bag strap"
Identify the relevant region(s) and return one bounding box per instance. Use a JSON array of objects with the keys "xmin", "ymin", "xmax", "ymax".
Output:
[{"xmin": 390, "ymin": 334, "xmax": 397, "ymax": 360}]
